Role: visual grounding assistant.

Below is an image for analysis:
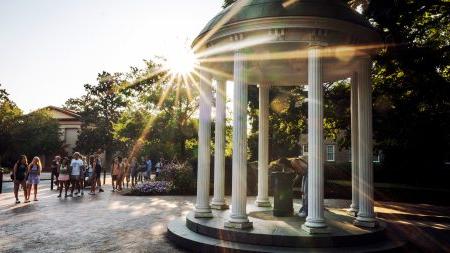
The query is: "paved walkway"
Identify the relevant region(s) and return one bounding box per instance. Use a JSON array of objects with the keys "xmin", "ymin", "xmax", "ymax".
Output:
[
  {"xmin": 1, "ymin": 179, "xmax": 449, "ymax": 252},
  {"xmin": 1, "ymin": 179, "xmax": 190, "ymax": 253}
]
